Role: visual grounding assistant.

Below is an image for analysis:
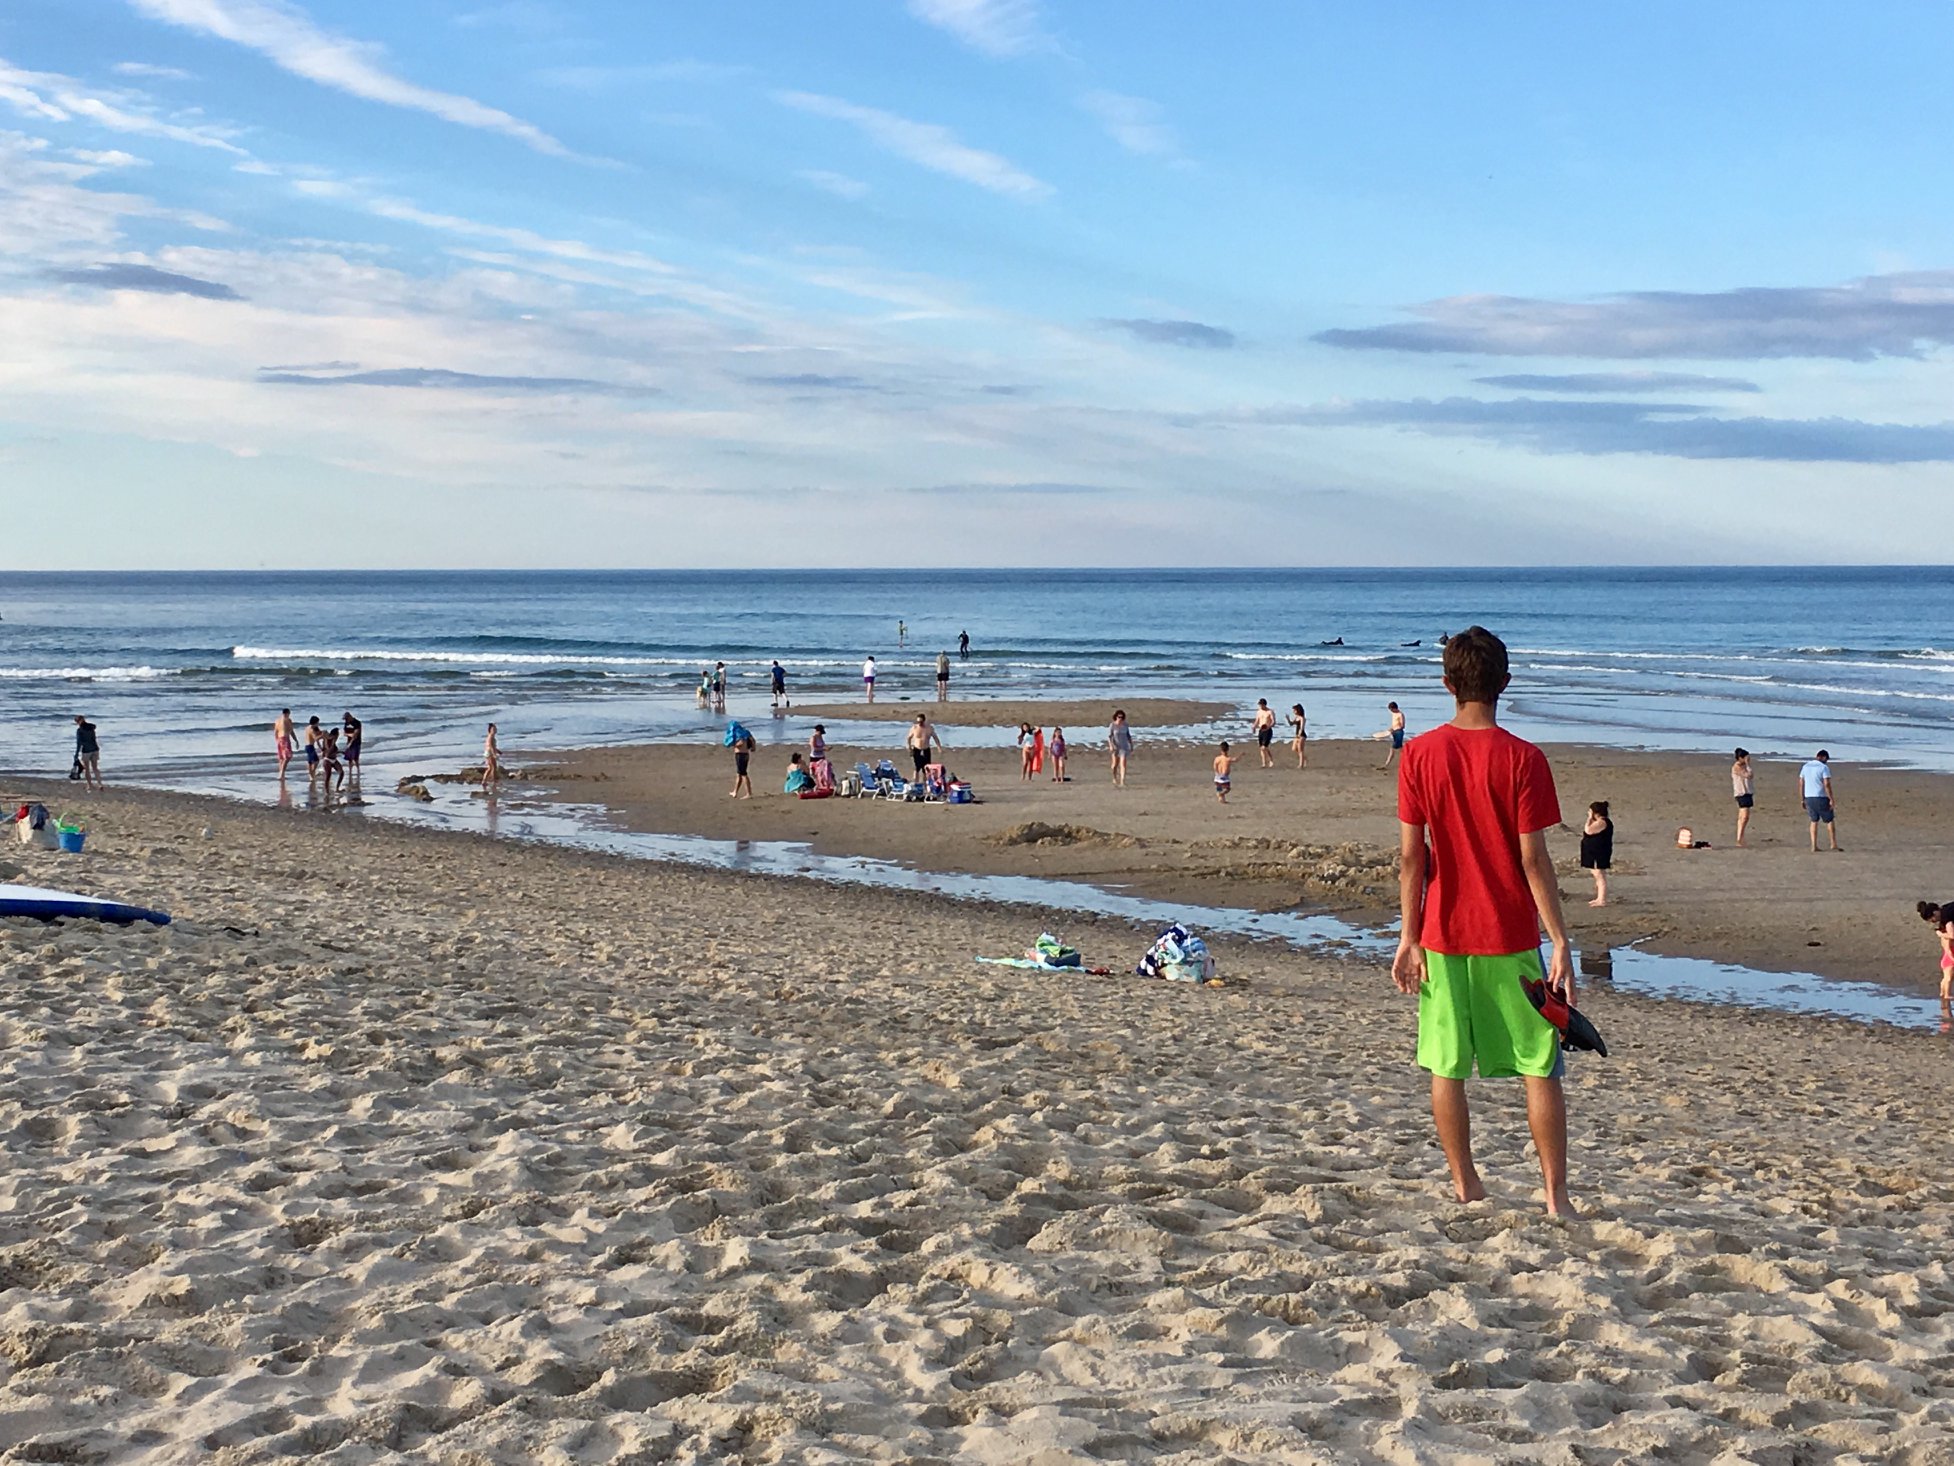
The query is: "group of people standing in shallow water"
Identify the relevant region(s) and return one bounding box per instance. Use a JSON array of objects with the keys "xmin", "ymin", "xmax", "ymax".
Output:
[{"xmin": 273, "ymin": 708, "xmax": 362, "ymax": 792}]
